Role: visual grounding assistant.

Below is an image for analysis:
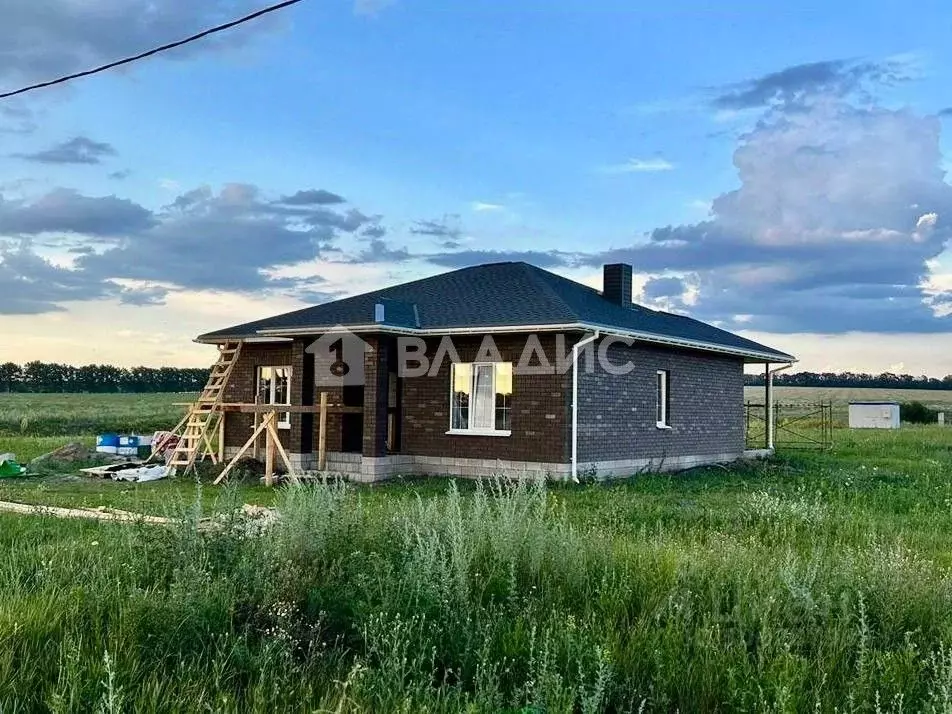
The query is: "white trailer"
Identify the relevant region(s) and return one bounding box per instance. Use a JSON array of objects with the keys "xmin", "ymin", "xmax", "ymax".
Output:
[{"xmin": 848, "ymin": 402, "xmax": 900, "ymax": 429}]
